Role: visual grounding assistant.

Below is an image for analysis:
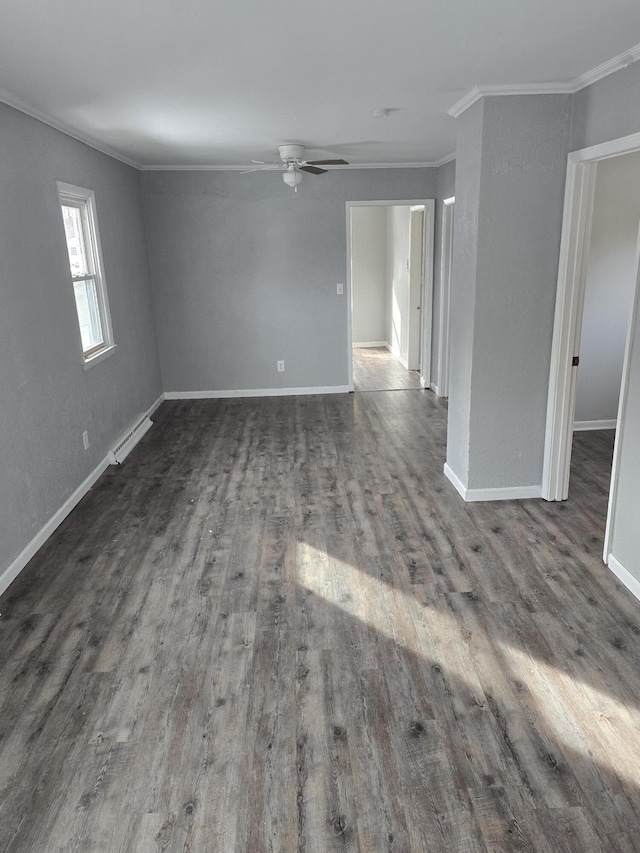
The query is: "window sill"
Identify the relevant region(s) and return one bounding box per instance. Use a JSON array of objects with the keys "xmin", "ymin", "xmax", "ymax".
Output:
[{"xmin": 82, "ymin": 344, "xmax": 117, "ymax": 371}]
